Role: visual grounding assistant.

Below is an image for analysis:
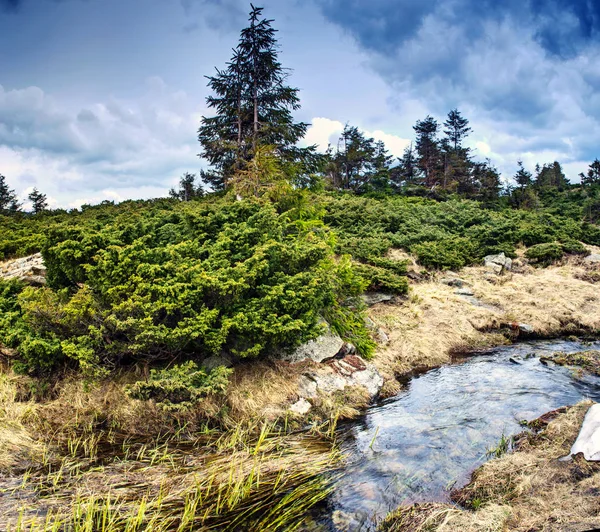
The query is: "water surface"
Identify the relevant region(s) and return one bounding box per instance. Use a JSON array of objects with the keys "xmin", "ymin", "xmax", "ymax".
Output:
[{"xmin": 326, "ymin": 340, "xmax": 600, "ymax": 530}]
